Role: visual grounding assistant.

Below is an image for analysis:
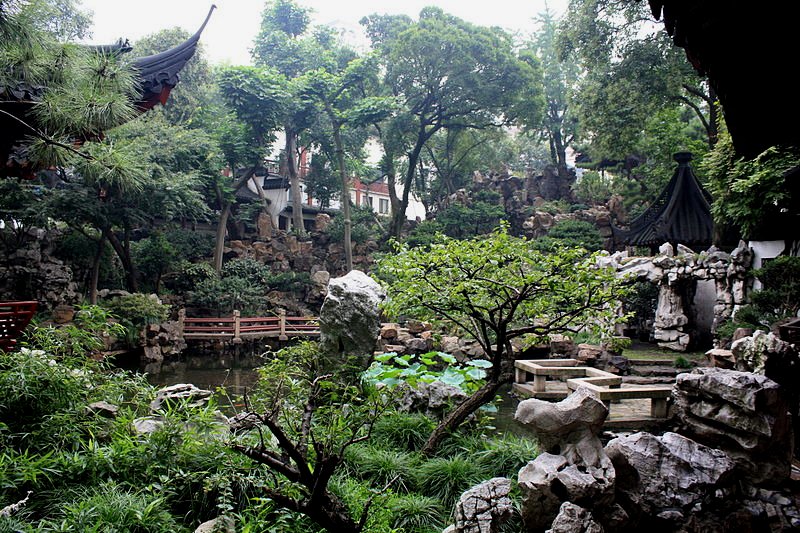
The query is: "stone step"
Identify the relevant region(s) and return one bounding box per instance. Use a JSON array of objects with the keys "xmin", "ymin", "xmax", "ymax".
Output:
[
  {"xmin": 623, "ymin": 375, "xmax": 677, "ymax": 386},
  {"xmin": 629, "ymin": 365, "xmax": 682, "ymax": 377},
  {"xmin": 628, "ymin": 358, "xmax": 675, "ymax": 366}
]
